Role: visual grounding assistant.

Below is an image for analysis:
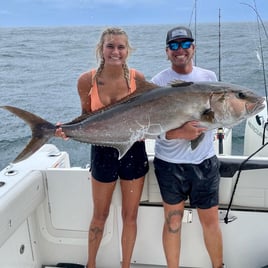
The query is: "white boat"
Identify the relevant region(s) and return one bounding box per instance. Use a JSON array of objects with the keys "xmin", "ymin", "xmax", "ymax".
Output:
[{"xmin": 0, "ymin": 101, "xmax": 268, "ymax": 268}]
